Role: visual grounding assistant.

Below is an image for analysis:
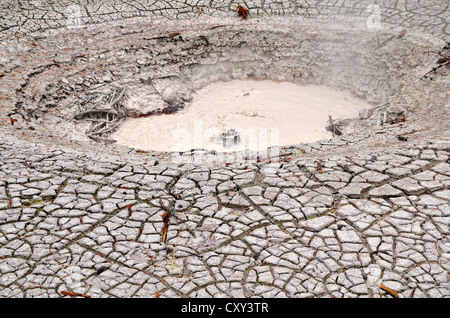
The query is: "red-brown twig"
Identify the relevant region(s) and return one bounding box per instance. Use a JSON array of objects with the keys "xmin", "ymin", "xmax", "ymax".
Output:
[
  {"xmin": 237, "ymin": 5, "xmax": 248, "ymax": 19},
  {"xmin": 61, "ymin": 291, "xmax": 91, "ymax": 298}
]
